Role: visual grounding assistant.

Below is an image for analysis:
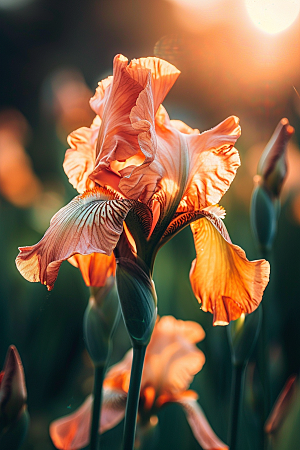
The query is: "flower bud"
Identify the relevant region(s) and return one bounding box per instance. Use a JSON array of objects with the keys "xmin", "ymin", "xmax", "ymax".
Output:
[
  {"xmin": 116, "ymin": 258, "xmax": 157, "ymax": 347},
  {"xmin": 0, "ymin": 346, "xmax": 29, "ymax": 449},
  {"xmin": 251, "ymin": 118, "xmax": 293, "ymax": 253},
  {"xmin": 257, "ymin": 118, "xmax": 294, "ymax": 198},
  {"xmin": 83, "ymin": 278, "xmax": 120, "ymax": 366},
  {"xmin": 250, "ymin": 185, "xmax": 279, "ymax": 253},
  {"xmin": 227, "ymin": 307, "xmax": 262, "ymax": 366}
]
